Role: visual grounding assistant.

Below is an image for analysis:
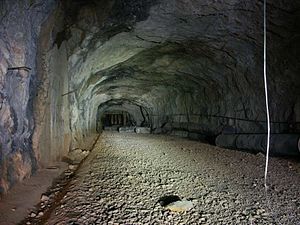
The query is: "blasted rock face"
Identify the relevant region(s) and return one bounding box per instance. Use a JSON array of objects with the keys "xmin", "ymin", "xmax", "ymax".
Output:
[
  {"xmin": 0, "ymin": 0, "xmax": 299, "ymax": 194},
  {"xmin": 0, "ymin": 0, "xmax": 55, "ymax": 194},
  {"xmin": 66, "ymin": 0, "xmax": 300, "ymax": 146},
  {"xmin": 0, "ymin": 68, "xmax": 36, "ymax": 193}
]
